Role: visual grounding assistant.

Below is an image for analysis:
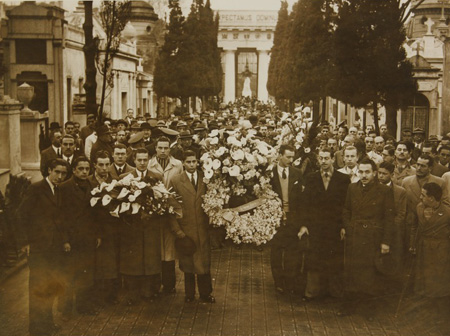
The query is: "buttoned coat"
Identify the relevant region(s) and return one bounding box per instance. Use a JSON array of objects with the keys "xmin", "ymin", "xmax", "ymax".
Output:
[
  {"xmin": 270, "ymin": 166, "xmax": 303, "ymax": 243},
  {"xmin": 392, "ymin": 164, "xmax": 415, "ymax": 186},
  {"xmin": 148, "ymin": 156, "xmax": 183, "ymax": 261},
  {"xmin": 301, "ymin": 170, "xmax": 350, "ymax": 273},
  {"xmin": 118, "ymin": 169, "xmax": 164, "ymax": 276},
  {"xmin": 412, "ymin": 202, "xmax": 450, "ymax": 297},
  {"xmin": 169, "ymin": 171, "xmax": 211, "ymax": 274},
  {"xmin": 342, "ymin": 182, "xmax": 395, "ymax": 295},
  {"xmin": 58, "ymin": 177, "xmax": 99, "ymax": 288},
  {"xmin": 87, "ymin": 174, "xmax": 120, "ymax": 280},
  {"xmin": 18, "ymin": 179, "xmax": 68, "ymax": 253},
  {"xmin": 390, "ymin": 183, "xmax": 407, "ymax": 272}
]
